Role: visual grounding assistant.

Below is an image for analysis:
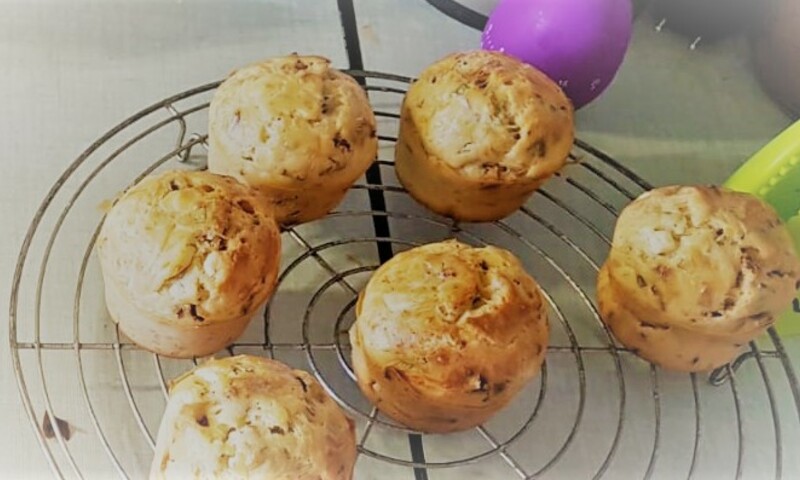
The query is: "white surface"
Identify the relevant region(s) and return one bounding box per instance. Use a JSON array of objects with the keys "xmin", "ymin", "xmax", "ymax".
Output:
[{"xmin": 1, "ymin": 1, "xmax": 798, "ymax": 478}]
